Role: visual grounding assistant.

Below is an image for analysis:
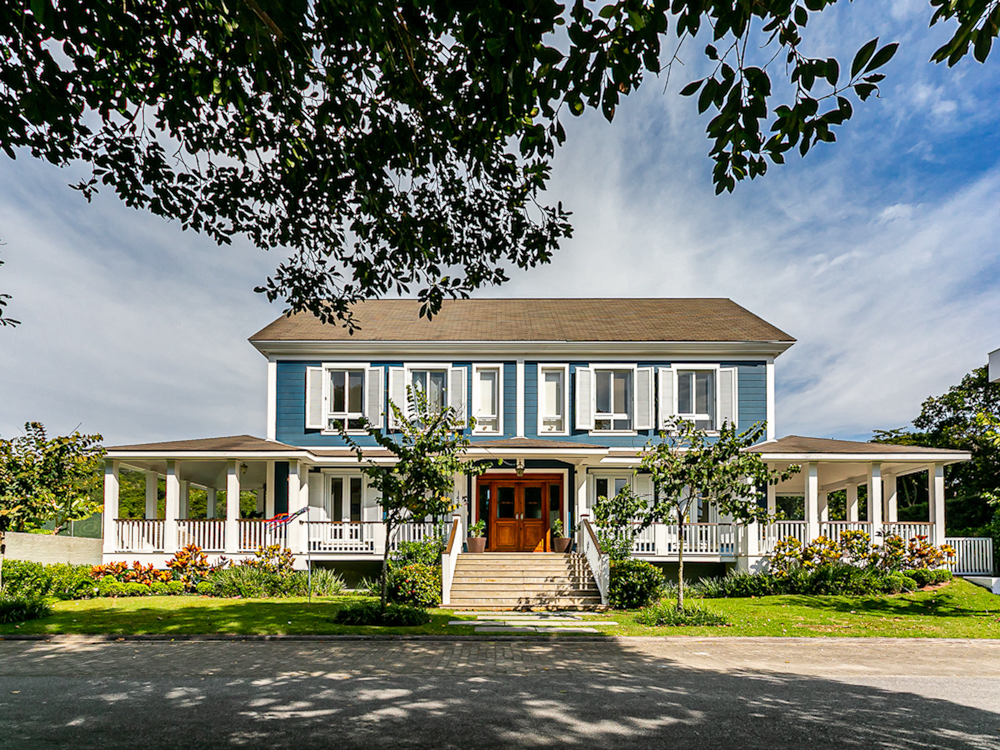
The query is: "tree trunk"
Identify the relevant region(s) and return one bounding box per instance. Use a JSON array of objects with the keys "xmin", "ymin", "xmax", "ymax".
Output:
[
  {"xmin": 677, "ymin": 506, "xmax": 685, "ymax": 610},
  {"xmin": 381, "ymin": 517, "xmax": 392, "ymax": 611}
]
